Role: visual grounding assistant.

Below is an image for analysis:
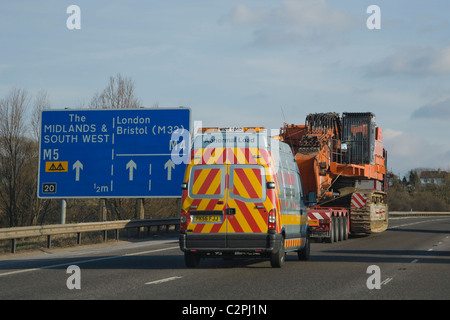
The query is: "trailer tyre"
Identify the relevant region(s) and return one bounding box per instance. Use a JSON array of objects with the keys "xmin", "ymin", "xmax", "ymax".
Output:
[
  {"xmin": 337, "ymin": 216, "xmax": 344, "ymax": 241},
  {"xmin": 326, "ymin": 217, "xmax": 335, "ymax": 243},
  {"xmin": 343, "ymin": 216, "xmax": 349, "ymax": 240},
  {"xmin": 333, "ymin": 217, "xmax": 339, "ymax": 242}
]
